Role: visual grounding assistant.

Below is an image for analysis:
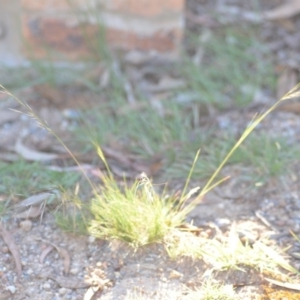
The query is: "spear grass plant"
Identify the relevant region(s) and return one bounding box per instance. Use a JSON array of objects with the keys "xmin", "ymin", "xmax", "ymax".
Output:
[
  {"xmin": 88, "ymin": 165, "xmax": 180, "ymax": 247},
  {"xmin": 87, "ymin": 146, "xmax": 203, "ymax": 247},
  {"xmin": 1, "ymin": 82, "xmax": 300, "ymax": 250}
]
